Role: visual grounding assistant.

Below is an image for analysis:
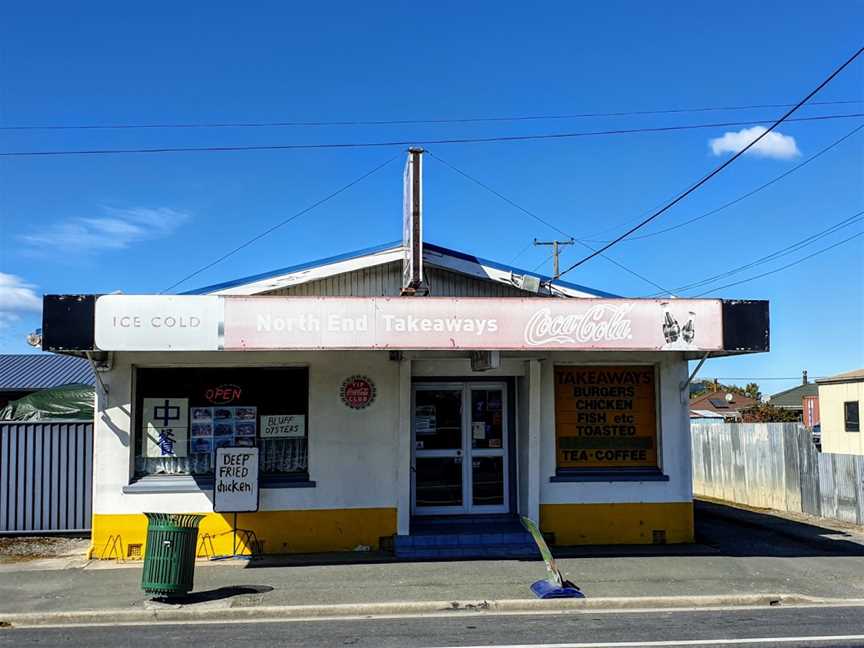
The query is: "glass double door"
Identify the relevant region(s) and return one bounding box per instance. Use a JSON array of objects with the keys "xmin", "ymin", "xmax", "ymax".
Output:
[{"xmin": 412, "ymin": 382, "xmax": 508, "ymax": 515}]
